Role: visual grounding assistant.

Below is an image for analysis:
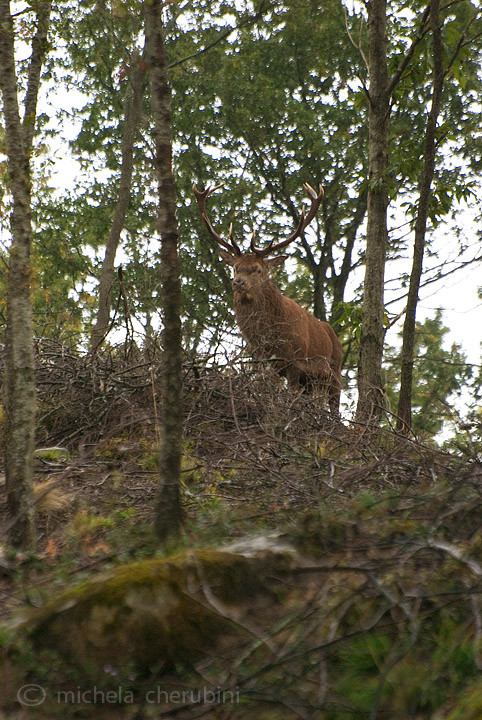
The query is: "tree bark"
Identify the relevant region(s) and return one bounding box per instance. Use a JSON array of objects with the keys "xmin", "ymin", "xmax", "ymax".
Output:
[
  {"xmin": 331, "ymin": 188, "xmax": 368, "ymax": 330},
  {"xmin": 89, "ymin": 50, "xmax": 146, "ymax": 352},
  {"xmin": 396, "ymin": 0, "xmax": 444, "ymax": 433},
  {"xmin": 356, "ymin": 0, "xmax": 390, "ymax": 423},
  {"xmin": 144, "ymin": 0, "xmax": 183, "ymax": 540},
  {"xmin": 0, "ymin": 0, "xmax": 51, "ymax": 548}
]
